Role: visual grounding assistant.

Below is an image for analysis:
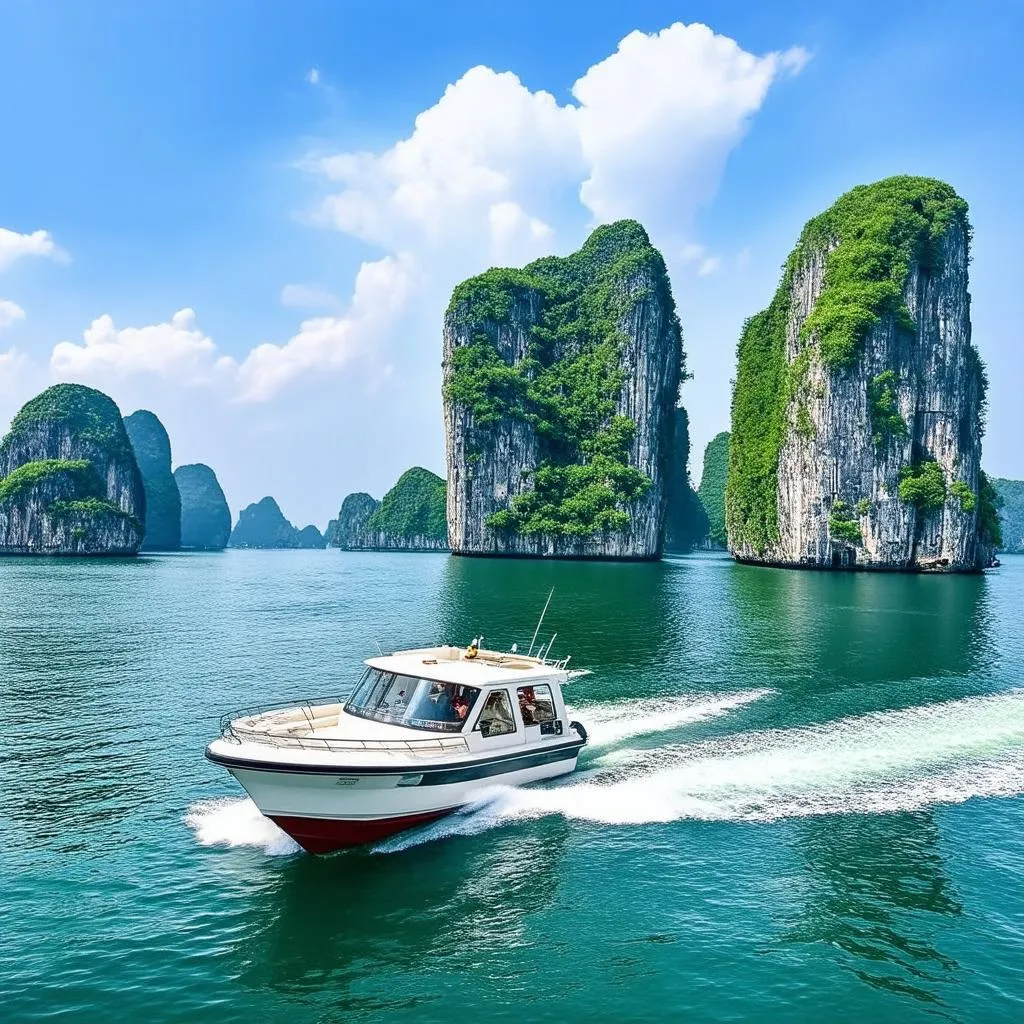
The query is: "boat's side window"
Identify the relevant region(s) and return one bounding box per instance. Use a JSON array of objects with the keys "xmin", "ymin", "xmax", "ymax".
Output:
[
  {"xmin": 517, "ymin": 684, "xmax": 556, "ymax": 726},
  {"xmin": 474, "ymin": 689, "xmax": 516, "ymax": 738}
]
